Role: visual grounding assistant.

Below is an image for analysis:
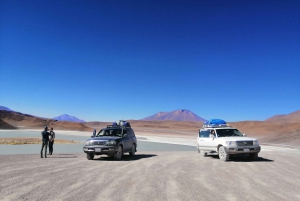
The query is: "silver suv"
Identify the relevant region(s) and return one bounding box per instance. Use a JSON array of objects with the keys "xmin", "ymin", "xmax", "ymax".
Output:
[
  {"xmin": 197, "ymin": 122, "xmax": 260, "ymax": 161},
  {"xmin": 83, "ymin": 122, "xmax": 137, "ymax": 160}
]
